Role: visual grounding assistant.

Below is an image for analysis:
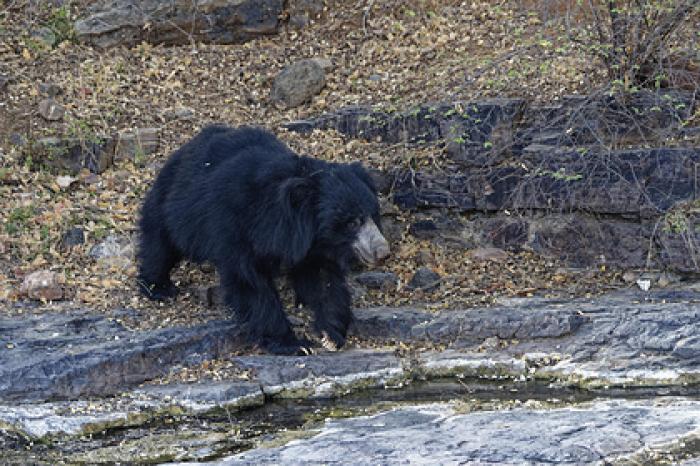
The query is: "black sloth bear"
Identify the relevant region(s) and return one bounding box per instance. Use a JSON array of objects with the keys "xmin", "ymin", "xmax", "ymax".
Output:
[{"xmin": 137, "ymin": 125, "xmax": 390, "ymax": 355}]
